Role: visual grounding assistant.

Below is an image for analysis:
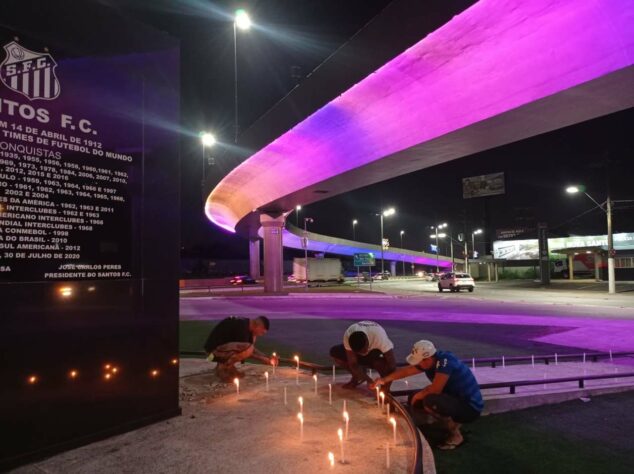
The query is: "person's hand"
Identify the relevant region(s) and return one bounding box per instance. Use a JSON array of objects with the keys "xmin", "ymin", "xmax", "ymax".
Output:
[
  {"xmin": 369, "ymin": 378, "xmax": 383, "ymax": 390},
  {"xmin": 410, "ymin": 390, "xmax": 426, "ymax": 406}
]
